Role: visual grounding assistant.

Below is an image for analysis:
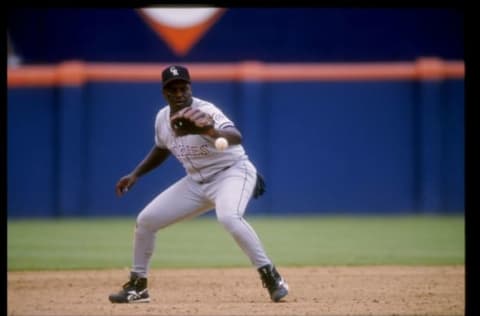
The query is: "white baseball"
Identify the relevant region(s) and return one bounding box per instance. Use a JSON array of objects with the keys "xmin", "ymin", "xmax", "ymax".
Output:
[{"xmin": 214, "ymin": 137, "xmax": 229, "ymax": 151}]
